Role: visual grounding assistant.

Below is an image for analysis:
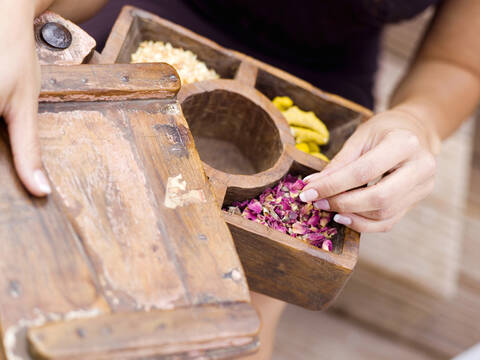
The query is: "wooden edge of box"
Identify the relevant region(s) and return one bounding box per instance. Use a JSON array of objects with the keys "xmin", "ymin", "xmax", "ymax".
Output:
[
  {"xmin": 39, "ymin": 63, "xmax": 181, "ymax": 102},
  {"xmin": 27, "ymin": 302, "xmax": 260, "ymax": 360},
  {"xmin": 102, "ymin": 5, "xmax": 373, "ymax": 121}
]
